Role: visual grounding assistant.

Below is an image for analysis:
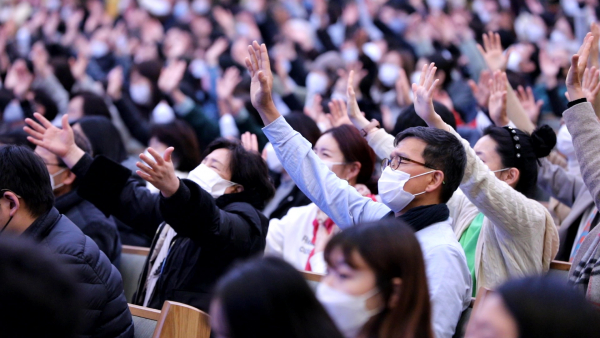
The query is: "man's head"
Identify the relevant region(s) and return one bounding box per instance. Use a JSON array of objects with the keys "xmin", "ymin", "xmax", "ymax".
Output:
[
  {"xmin": 0, "ymin": 145, "xmax": 55, "ymax": 234},
  {"xmin": 384, "ymin": 127, "xmax": 466, "ymax": 213},
  {"xmin": 34, "ymin": 131, "xmax": 92, "ymax": 198}
]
